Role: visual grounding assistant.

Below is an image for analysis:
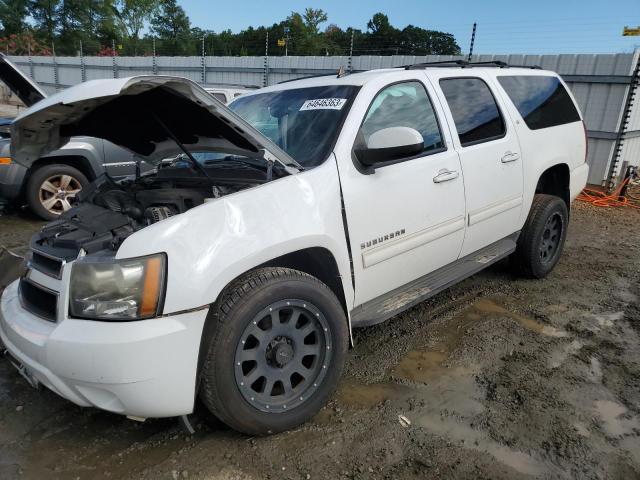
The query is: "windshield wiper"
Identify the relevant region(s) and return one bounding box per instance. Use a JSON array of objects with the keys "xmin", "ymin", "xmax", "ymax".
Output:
[{"xmin": 151, "ymin": 112, "xmax": 214, "ymax": 183}]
